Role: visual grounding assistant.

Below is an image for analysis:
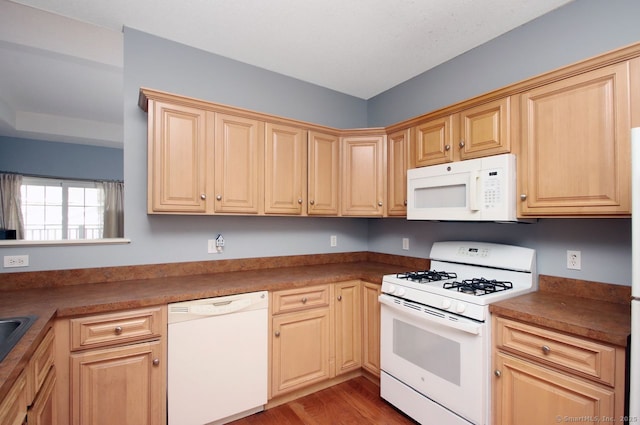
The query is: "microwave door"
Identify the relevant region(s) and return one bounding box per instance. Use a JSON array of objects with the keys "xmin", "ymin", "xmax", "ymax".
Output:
[{"xmin": 408, "ymin": 172, "xmax": 480, "ymax": 220}]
